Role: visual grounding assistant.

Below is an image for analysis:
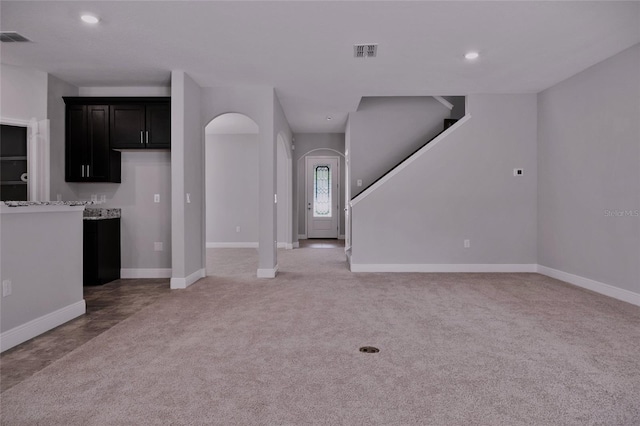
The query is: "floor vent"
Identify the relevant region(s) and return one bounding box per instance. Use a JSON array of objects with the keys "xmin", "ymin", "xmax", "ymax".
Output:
[
  {"xmin": 354, "ymin": 44, "xmax": 378, "ymax": 58},
  {"xmin": 0, "ymin": 32, "xmax": 31, "ymax": 43}
]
